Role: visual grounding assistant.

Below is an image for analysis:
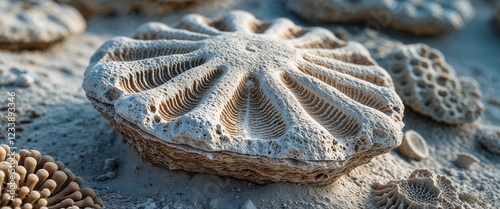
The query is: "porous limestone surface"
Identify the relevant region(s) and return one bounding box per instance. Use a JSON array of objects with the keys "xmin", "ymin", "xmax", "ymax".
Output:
[
  {"xmin": 83, "ymin": 10, "xmax": 405, "ymax": 185},
  {"xmin": 381, "ymin": 44, "xmax": 483, "ymax": 124},
  {"xmin": 0, "ymin": 0, "xmax": 86, "ymax": 50},
  {"xmin": 285, "ymin": 0, "xmax": 474, "ymax": 36}
]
